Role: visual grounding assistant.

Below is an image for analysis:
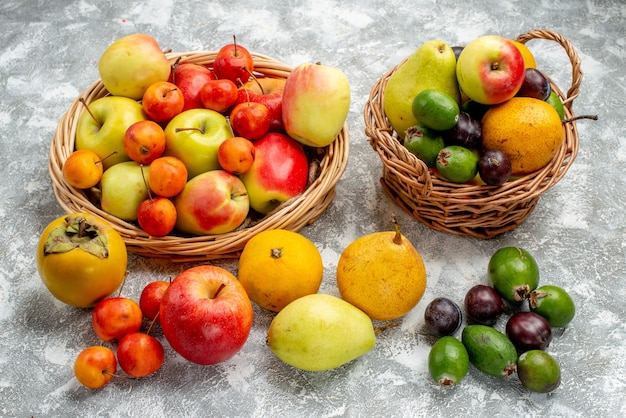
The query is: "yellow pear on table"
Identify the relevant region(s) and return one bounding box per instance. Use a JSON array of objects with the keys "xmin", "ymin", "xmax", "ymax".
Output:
[
  {"xmin": 267, "ymin": 293, "xmax": 376, "ymax": 371},
  {"xmin": 383, "ymin": 39, "xmax": 460, "ymax": 139}
]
